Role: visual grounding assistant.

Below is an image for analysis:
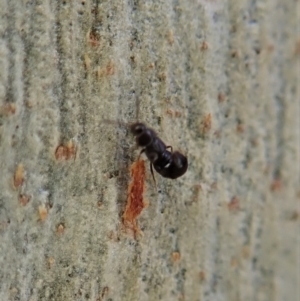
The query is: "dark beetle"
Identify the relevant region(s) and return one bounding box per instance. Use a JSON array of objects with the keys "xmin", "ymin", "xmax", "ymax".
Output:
[{"xmin": 130, "ymin": 122, "xmax": 188, "ymax": 180}]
